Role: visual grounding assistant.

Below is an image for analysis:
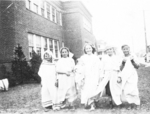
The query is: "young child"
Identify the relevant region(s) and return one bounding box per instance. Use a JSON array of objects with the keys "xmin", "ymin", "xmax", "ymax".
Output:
[{"xmin": 38, "ymin": 50, "xmax": 56, "ymax": 112}]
